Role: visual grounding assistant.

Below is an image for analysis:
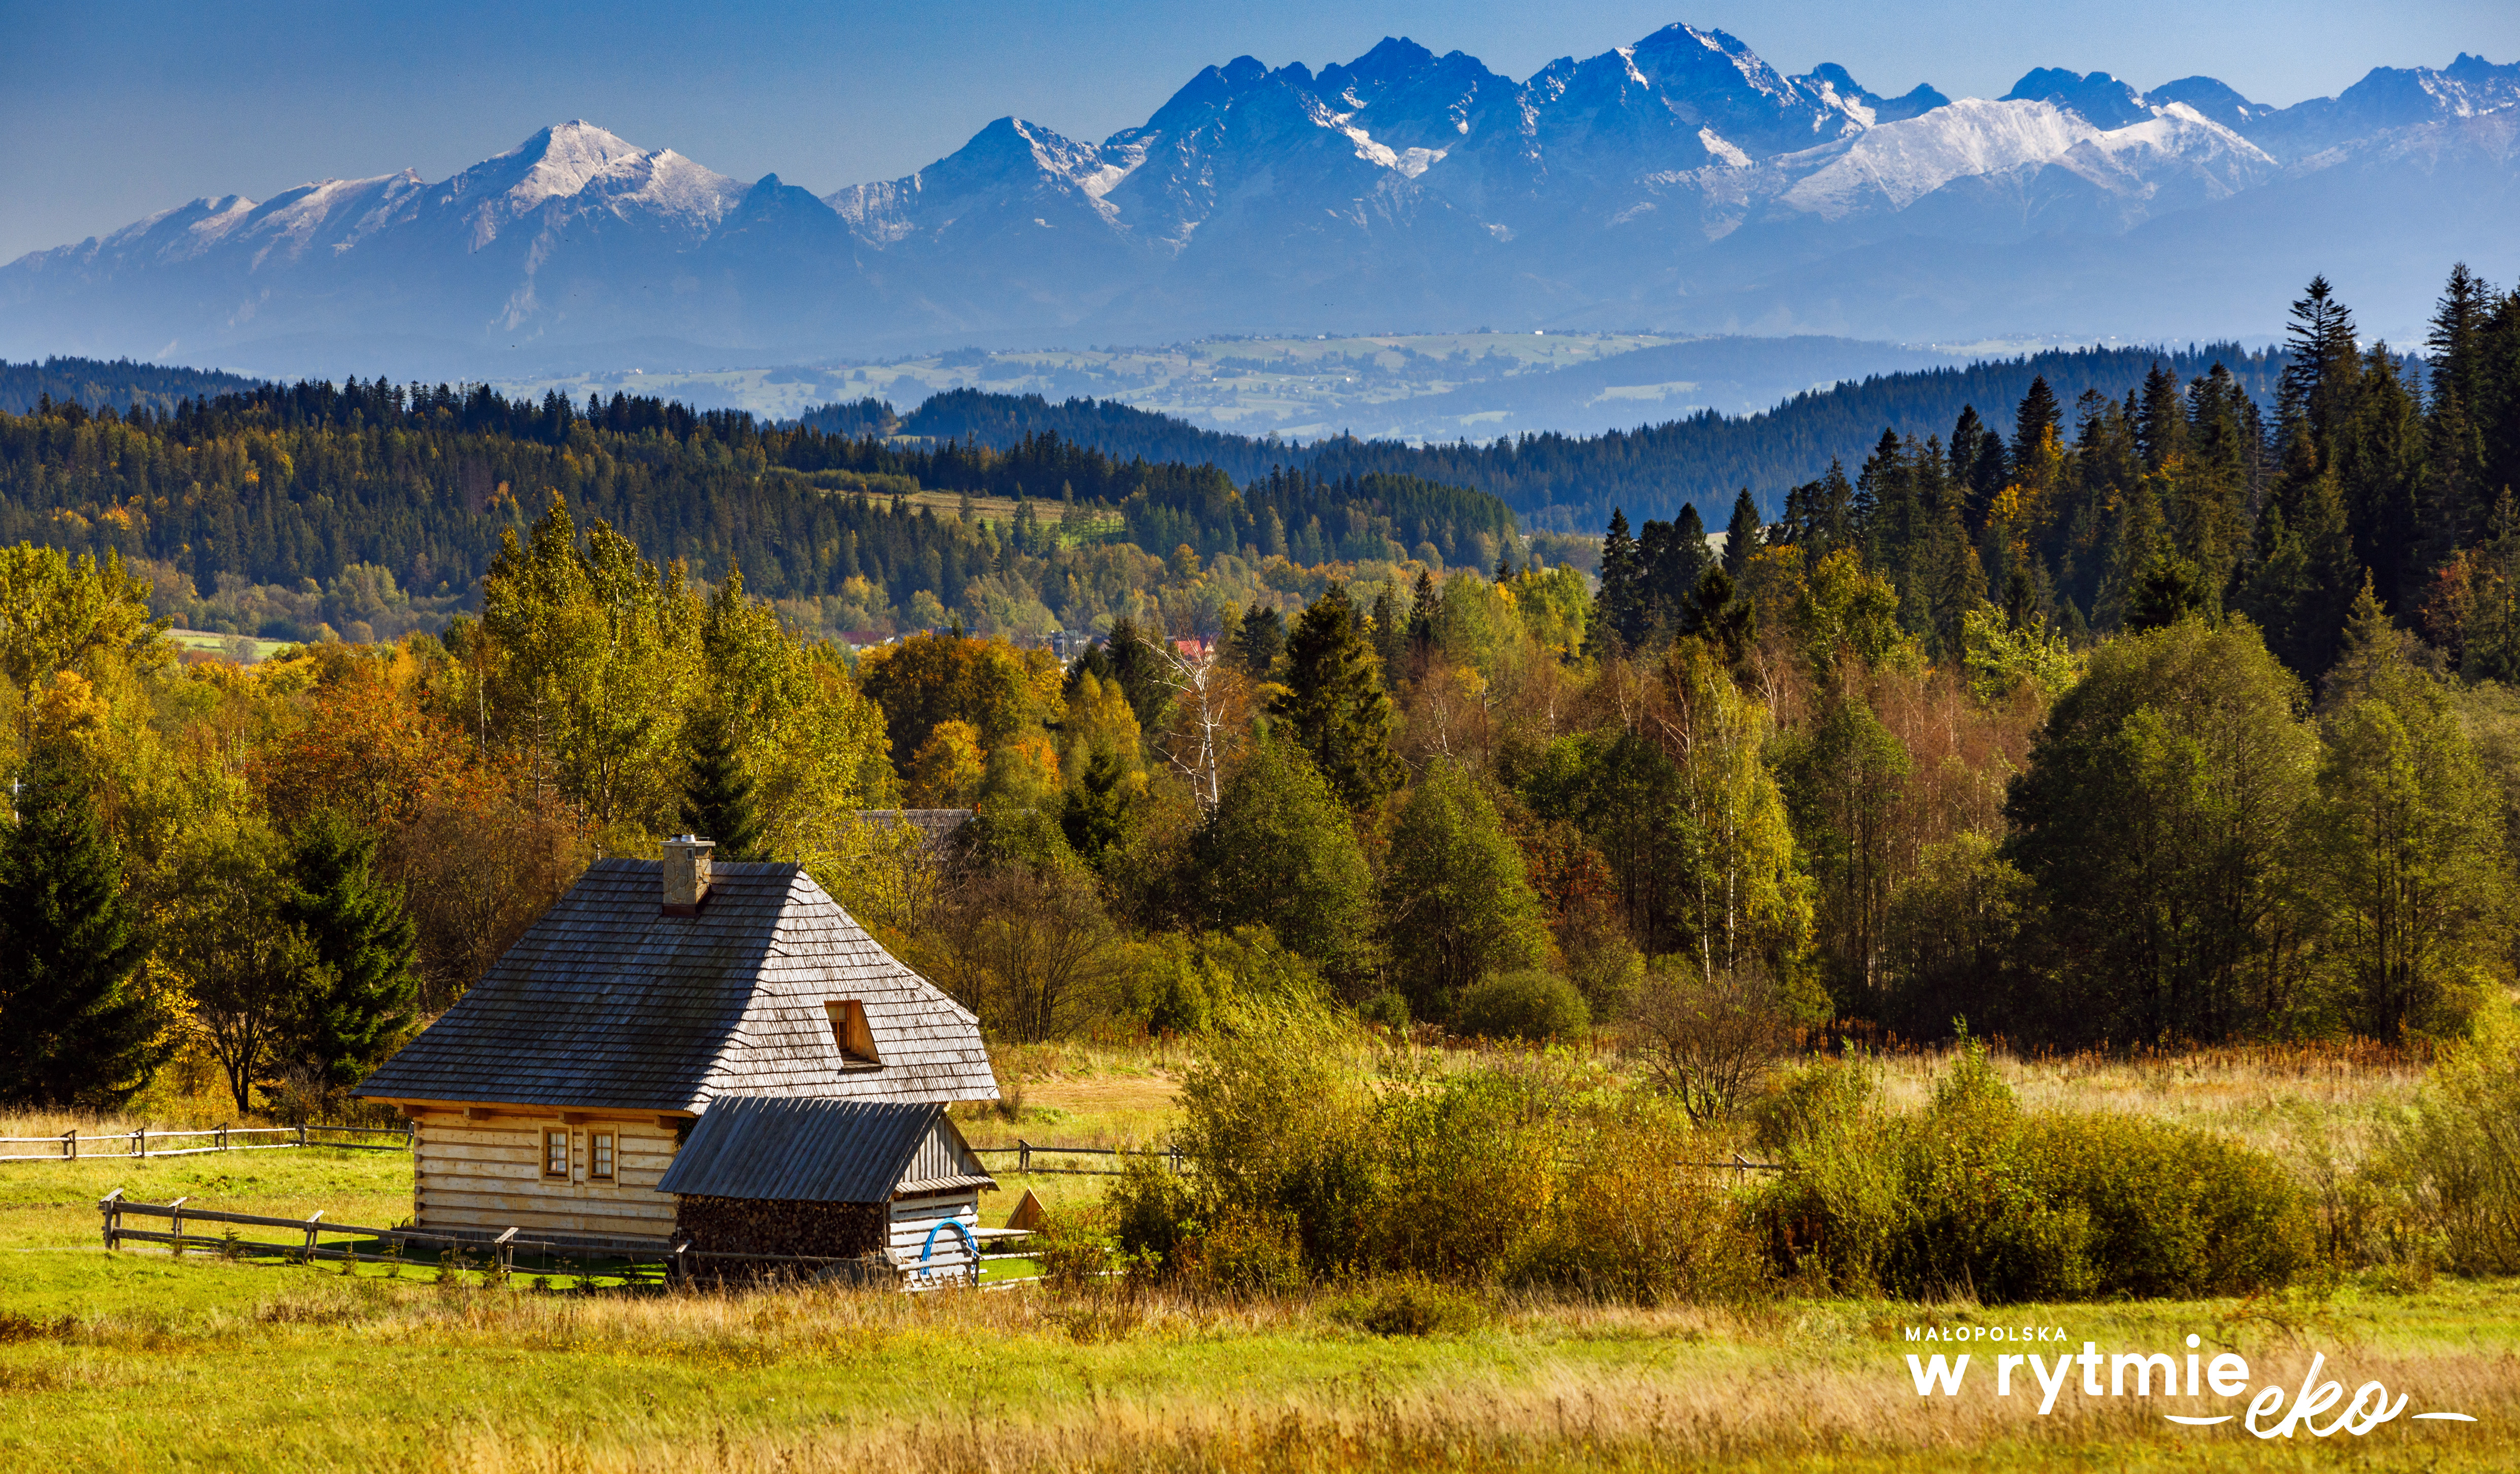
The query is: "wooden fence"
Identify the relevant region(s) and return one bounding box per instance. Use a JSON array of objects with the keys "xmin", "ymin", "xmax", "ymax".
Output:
[
  {"xmin": 970, "ymin": 1141, "xmax": 1779, "ymax": 1181},
  {"xmin": 972, "ymin": 1141, "xmax": 1183, "ymax": 1176},
  {"xmin": 97, "ymin": 1191, "xmax": 1026, "ymax": 1290},
  {"xmin": 1, "ymin": 1124, "xmax": 412, "ymax": 1163}
]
